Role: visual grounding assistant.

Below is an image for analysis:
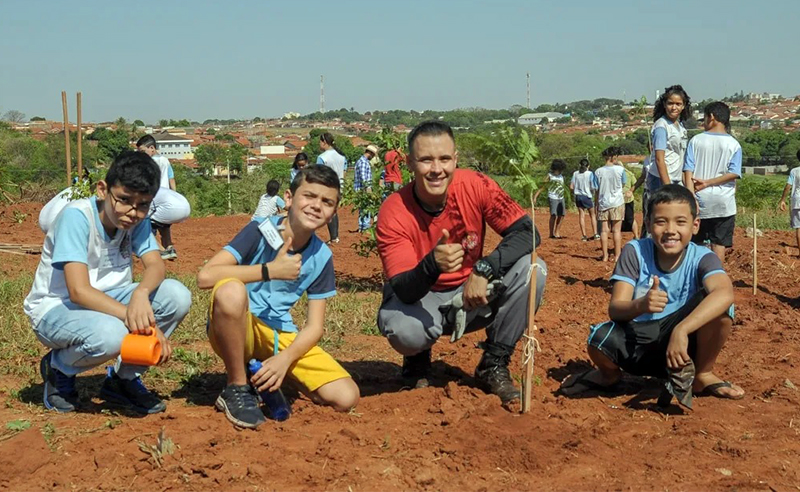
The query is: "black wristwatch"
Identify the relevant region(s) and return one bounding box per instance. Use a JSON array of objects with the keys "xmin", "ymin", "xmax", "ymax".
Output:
[
  {"xmin": 261, "ymin": 263, "xmax": 270, "ymax": 282},
  {"xmin": 473, "ymin": 258, "xmax": 496, "ymax": 281}
]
